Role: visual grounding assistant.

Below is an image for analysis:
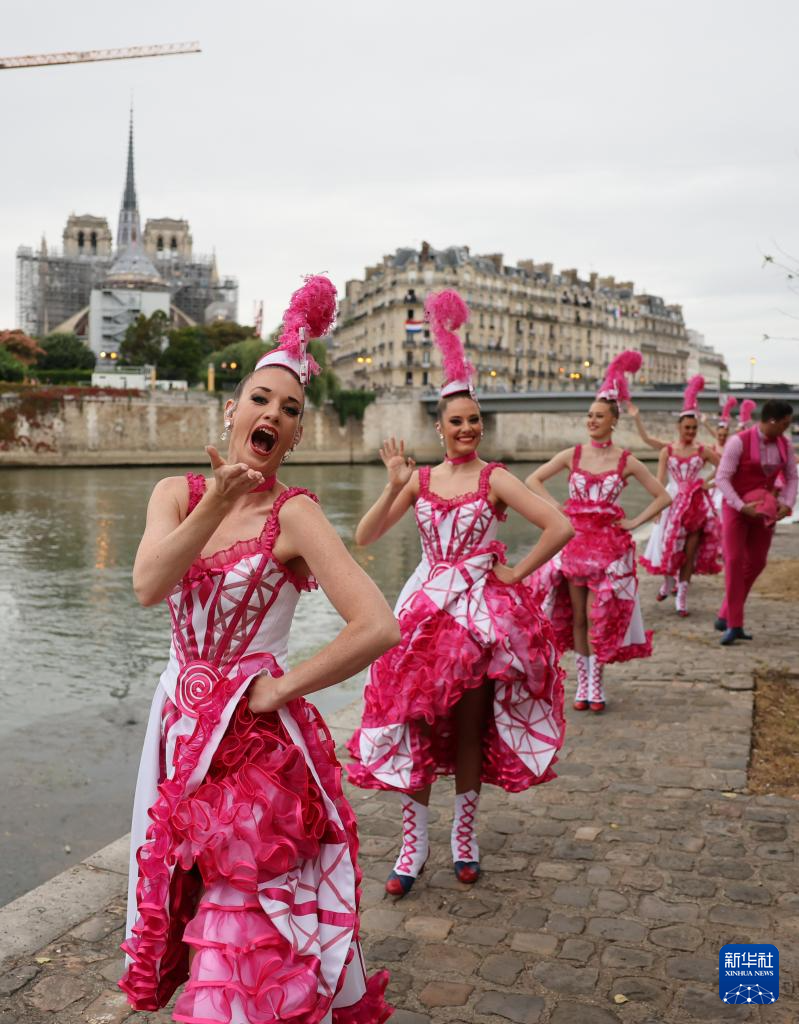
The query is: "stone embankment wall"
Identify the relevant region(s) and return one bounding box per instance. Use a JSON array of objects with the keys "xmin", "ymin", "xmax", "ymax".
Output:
[{"xmin": 0, "ymin": 391, "xmax": 677, "ymax": 466}]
